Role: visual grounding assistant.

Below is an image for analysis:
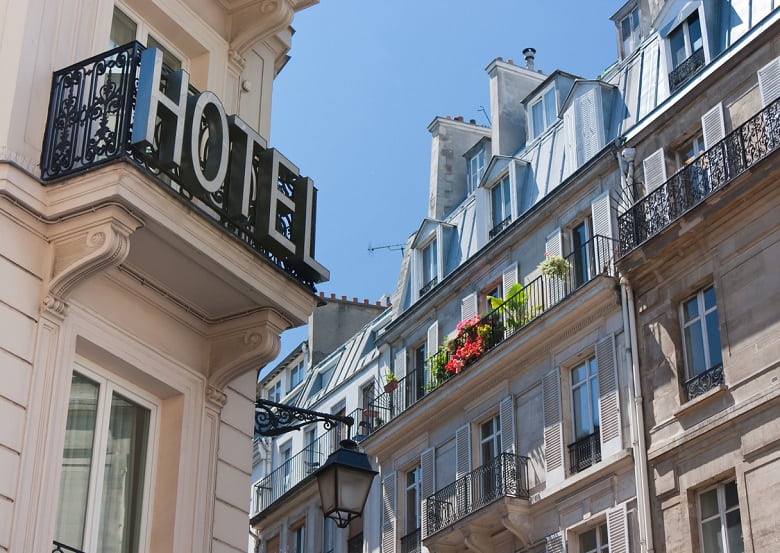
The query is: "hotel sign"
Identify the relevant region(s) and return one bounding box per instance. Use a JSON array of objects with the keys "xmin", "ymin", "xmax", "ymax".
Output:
[{"xmin": 131, "ymin": 47, "xmax": 329, "ymax": 284}]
